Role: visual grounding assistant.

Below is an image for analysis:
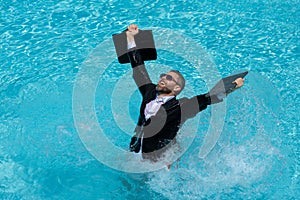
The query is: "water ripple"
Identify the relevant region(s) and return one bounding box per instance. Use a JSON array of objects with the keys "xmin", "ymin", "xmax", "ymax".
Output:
[{"xmin": 0, "ymin": 0, "xmax": 299, "ymax": 199}]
